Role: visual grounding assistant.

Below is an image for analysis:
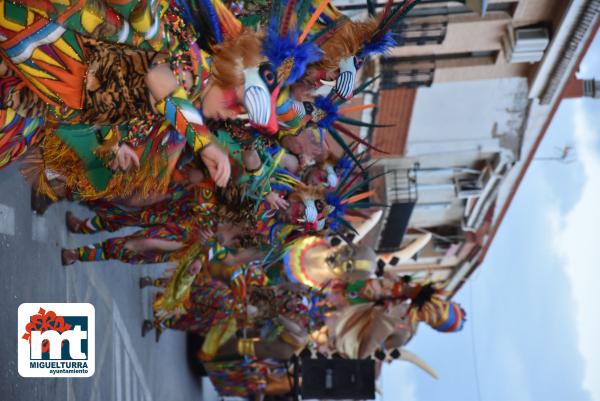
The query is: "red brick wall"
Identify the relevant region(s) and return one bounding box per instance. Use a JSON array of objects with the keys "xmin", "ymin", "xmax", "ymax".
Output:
[{"xmin": 372, "ymin": 88, "xmax": 417, "ymax": 157}]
